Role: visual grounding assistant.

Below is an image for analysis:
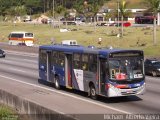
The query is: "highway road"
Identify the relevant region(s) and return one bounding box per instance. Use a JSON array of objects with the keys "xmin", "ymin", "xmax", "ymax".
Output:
[{"xmin": 0, "ymin": 51, "xmax": 160, "ymax": 120}]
